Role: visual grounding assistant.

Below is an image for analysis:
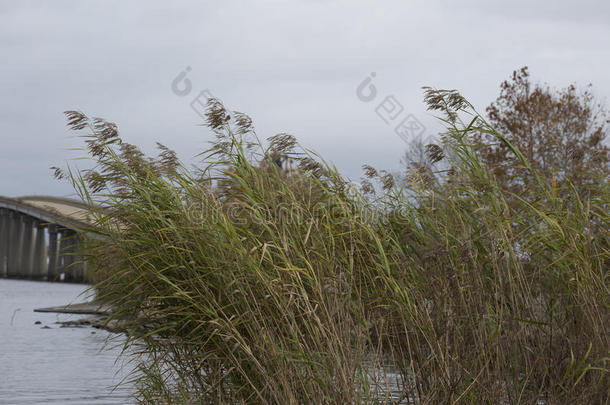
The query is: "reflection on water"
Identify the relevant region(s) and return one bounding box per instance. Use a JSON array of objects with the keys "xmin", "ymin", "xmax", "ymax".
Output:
[{"xmin": 0, "ymin": 279, "xmax": 133, "ymax": 404}]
